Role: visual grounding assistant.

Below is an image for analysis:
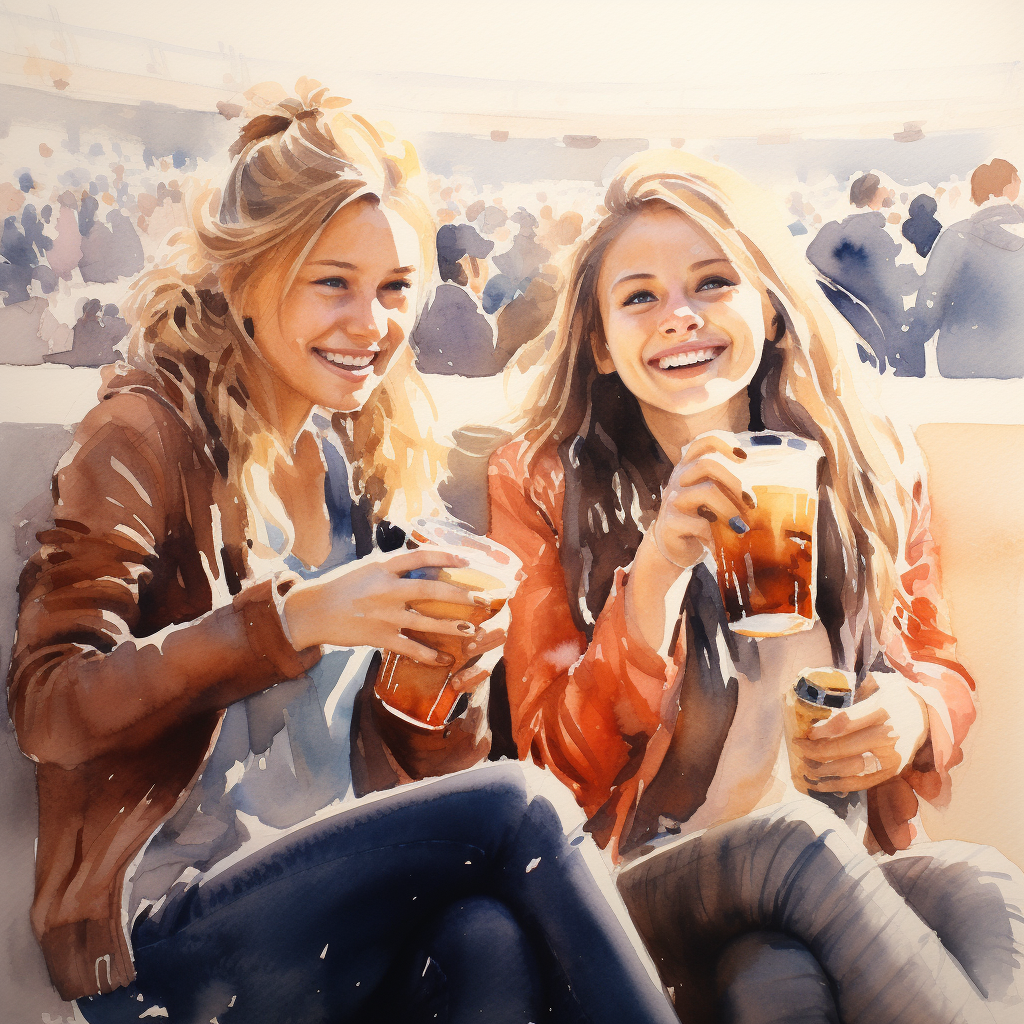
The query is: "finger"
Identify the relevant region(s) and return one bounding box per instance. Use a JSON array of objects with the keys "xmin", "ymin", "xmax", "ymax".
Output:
[
  {"xmin": 670, "ymin": 481, "xmax": 747, "ymax": 527},
  {"xmin": 805, "ymin": 701, "xmax": 888, "ymax": 740},
  {"xmin": 799, "ymin": 749, "xmax": 897, "ymax": 781},
  {"xmin": 679, "ymin": 433, "xmax": 751, "ymax": 467},
  {"xmin": 384, "ymin": 635, "xmax": 455, "ymax": 667},
  {"xmin": 674, "ymin": 454, "xmax": 749, "ymax": 508},
  {"xmin": 382, "ymin": 547, "xmax": 471, "ymax": 575},
  {"xmin": 450, "ymin": 665, "xmax": 490, "ymax": 693},
  {"xmin": 463, "ymin": 627, "xmax": 506, "ymax": 658},
  {"xmin": 401, "ymin": 579, "xmax": 485, "ymax": 607},
  {"xmin": 396, "ymin": 610, "xmax": 481, "ymax": 638},
  {"xmin": 792, "ymin": 723, "xmax": 893, "ymax": 761},
  {"xmin": 655, "ymin": 513, "xmax": 714, "ymax": 558},
  {"xmin": 803, "ymin": 766, "xmax": 897, "ymax": 792}
]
